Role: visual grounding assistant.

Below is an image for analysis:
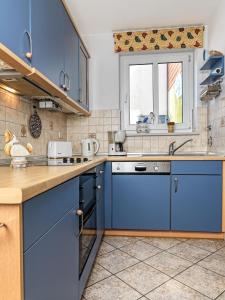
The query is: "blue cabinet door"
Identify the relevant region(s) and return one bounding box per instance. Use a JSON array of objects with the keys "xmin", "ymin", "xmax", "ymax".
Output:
[
  {"xmin": 0, "ymin": 0, "xmax": 31, "ymax": 63},
  {"xmin": 64, "ymin": 14, "xmax": 80, "ymax": 101},
  {"xmin": 24, "ymin": 209, "xmax": 79, "ymax": 300},
  {"xmin": 112, "ymin": 175, "xmax": 170, "ymax": 230},
  {"xmin": 104, "ymin": 162, "xmax": 112, "ymax": 229},
  {"xmin": 171, "ymin": 175, "xmax": 222, "ymax": 232},
  {"xmin": 96, "ymin": 164, "xmax": 105, "ymax": 242},
  {"xmin": 30, "ymin": 0, "xmax": 65, "ymax": 87}
]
